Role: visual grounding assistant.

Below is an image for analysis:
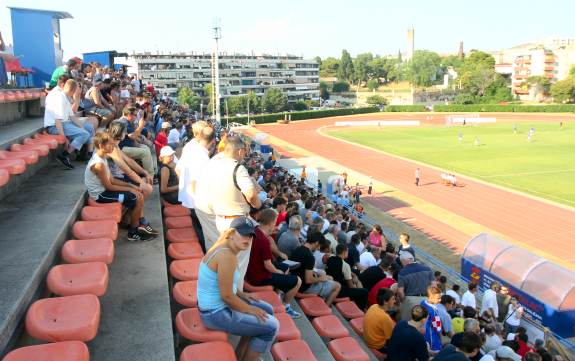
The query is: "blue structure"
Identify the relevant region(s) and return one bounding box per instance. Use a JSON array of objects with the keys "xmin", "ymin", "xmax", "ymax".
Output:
[
  {"xmin": 82, "ymin": 50, "xmax": 127, "ymax": 68},
  {"xmin": 9, "ymin": 7, "xmax": 72, "ymax": 88},
  {"xmin": 462, "ymin": 233, "xmax": 575, "ymax": 338}
]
